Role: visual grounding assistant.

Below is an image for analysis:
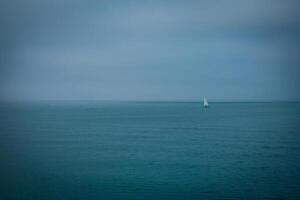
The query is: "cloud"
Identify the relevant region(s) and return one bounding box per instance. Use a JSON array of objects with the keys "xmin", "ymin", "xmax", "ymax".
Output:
[{"xmin": 0, "ymin": 0, "xmax": 300, "ymax": 100}]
